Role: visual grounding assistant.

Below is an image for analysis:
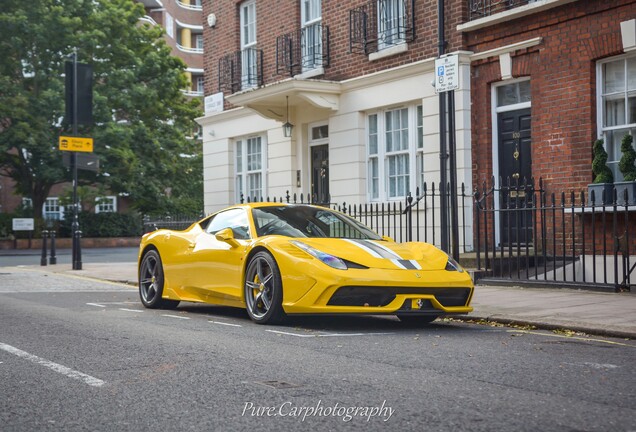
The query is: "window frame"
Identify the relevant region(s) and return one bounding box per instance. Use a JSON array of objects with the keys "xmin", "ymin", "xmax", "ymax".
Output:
[
  {"xmin": 377, "ymin": 0, "xmax": 406, "ymax": 51},
  {"xmin": 43, "ymin": 197, "xmax": 64, "ymax": 221},
  {"xmin": 95, "ymin": 196, "xmax": 117, "ymax": 214},
  {"xmin": 300, "ymin": 0, "xmax": 322, "ymax": 72},
  {"xmin": 240, "ymin": 0, "xmax": 257, "ymax": 89},
  {"xmin": 367, "ymin": 103, "xmax": 423, "ymax": 201},
  {"xmin": 235, "ymin": 134, "xmax": 267, "ymax": 203},
  {"xmin": 597, "ymin": 54, "xmax": 636, "ymax": 182}
]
